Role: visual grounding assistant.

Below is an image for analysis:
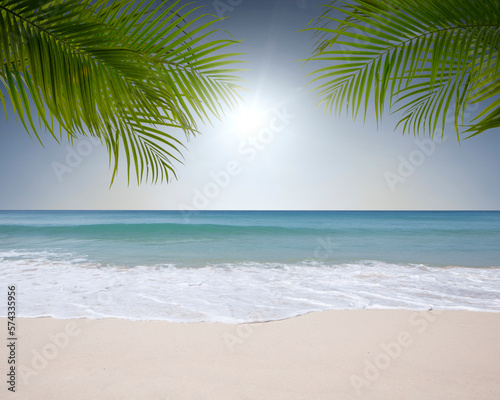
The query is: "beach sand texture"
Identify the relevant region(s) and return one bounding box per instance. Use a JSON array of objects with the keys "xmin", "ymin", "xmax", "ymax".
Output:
[{"xmin": 2, "ymin": 310, "xmax": 500, "ymax": 399}]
